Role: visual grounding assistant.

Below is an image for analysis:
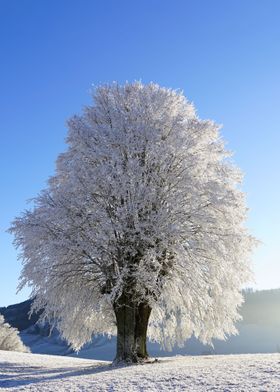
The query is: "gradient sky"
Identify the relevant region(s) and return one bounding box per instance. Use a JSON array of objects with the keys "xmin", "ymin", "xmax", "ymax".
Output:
[{"xmin": 0, "ymin": 0, "xmax": 280, "ymax": 306}]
